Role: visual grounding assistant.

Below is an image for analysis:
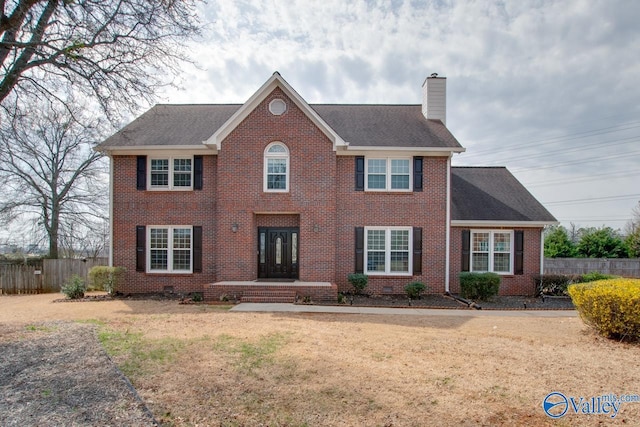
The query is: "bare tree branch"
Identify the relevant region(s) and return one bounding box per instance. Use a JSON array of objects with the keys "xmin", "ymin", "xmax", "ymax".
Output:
[
  {"xmin": 1, "ymin": 0, "xmax": 201, "ymax": 122},
  {"xmin": 0, "ymin": 101, "xmax": 108, "ymax": 258}
]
